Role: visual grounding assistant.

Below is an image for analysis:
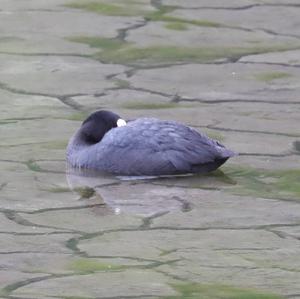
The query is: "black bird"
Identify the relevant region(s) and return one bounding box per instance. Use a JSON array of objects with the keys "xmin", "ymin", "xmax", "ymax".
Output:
[{"xmin": 66, "ymin": 110, "xmax": 236, "ymax": 176}]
